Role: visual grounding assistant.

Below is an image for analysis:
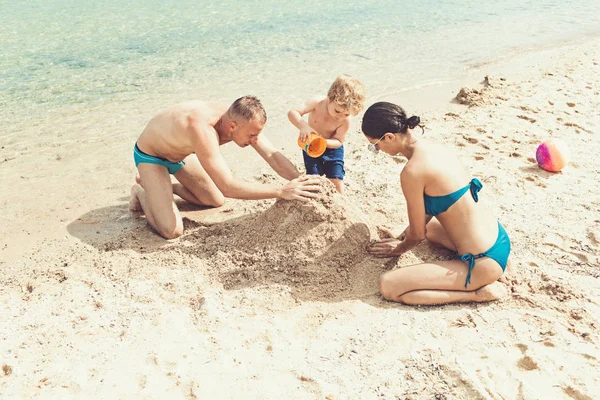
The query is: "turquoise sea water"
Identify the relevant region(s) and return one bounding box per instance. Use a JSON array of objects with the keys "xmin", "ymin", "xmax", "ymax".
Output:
[{"xmin": 1, "ymin": 0, "xmax": 599, "ymax": 136}]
